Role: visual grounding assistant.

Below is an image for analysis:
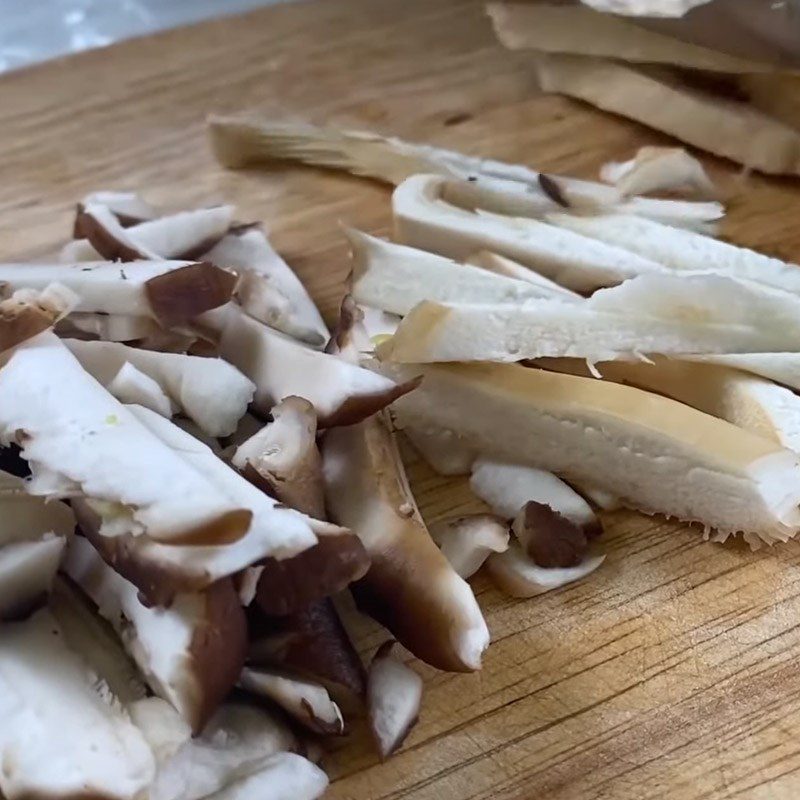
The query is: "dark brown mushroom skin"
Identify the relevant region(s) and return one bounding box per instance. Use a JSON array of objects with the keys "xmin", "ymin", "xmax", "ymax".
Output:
[{"xmin": 516, "ymin": 501, "xmax": 588, "ymax": 568}]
